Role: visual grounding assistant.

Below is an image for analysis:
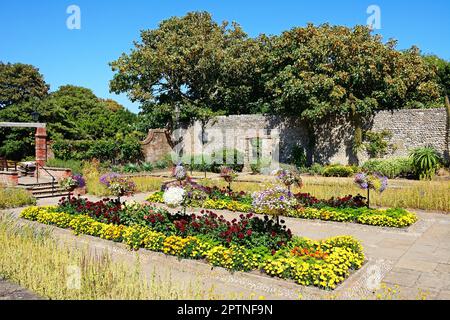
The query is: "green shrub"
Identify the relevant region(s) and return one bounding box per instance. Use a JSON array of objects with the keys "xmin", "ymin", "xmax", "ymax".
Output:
[
  {"xmin": 123, "ymin": 163, "xmax": 140, "ymax": 173},
  {"xmin": 46, "ymin": 158, "xmax": 83, "ymax": 175},
  {"xmin": 322, "ymin": 165, "xmax": 354, "ymax": 177},
  {"xmin": 211, "ymin": 148, "xmax": 244, "ymax": 173},
  {"xmin": 250, "ymin": 158, "xmax": 272, "ymax": 174},
  {"xmin": 308, "ymin": 163, "xmax": 325, "ymax": 175},
  {"xmin": 181, "ymin": 154, "xmax": 213, "ymax": 172},
  {"xmin": 410, "ymin": 147, "xmax": 441, "ymax": 180},
  {"xmin": 155, "ymin": 154, "xmax": 173, "ymax": 170},
  {"xmin": 362, "ymin": 158, "xmax": 413, "ymax": 179},
  {"xmin": 0, "ymin": 188, "xmax": 36, "ymax": 209},
  {"xmin": 290, "ymin": 145, "xmax": 307, "ymax": 168},
  {"xmin": 364, "ymin": 130, "xmax": 393, "ymax": 159},
  {"xmin": 141, "ymin": 162, "xmax": 154, "ymax": 172}
]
